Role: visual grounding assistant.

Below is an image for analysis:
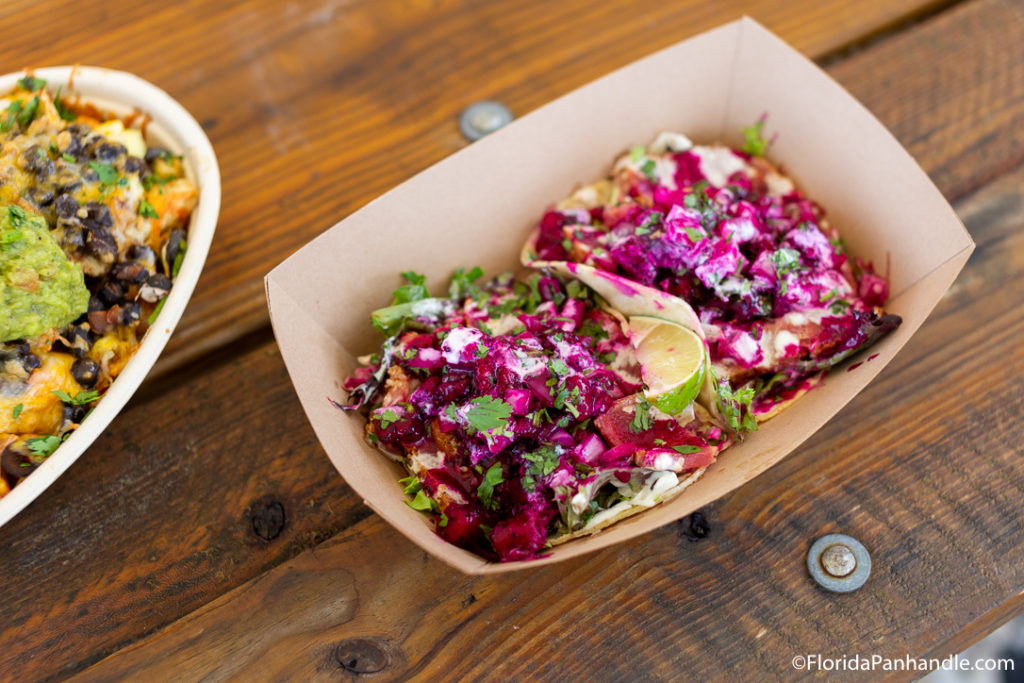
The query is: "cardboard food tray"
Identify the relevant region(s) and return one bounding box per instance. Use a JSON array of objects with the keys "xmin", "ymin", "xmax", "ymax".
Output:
[{"xmin": 265, "ymin": 17, "xmax": 973, "ymax": 574}]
